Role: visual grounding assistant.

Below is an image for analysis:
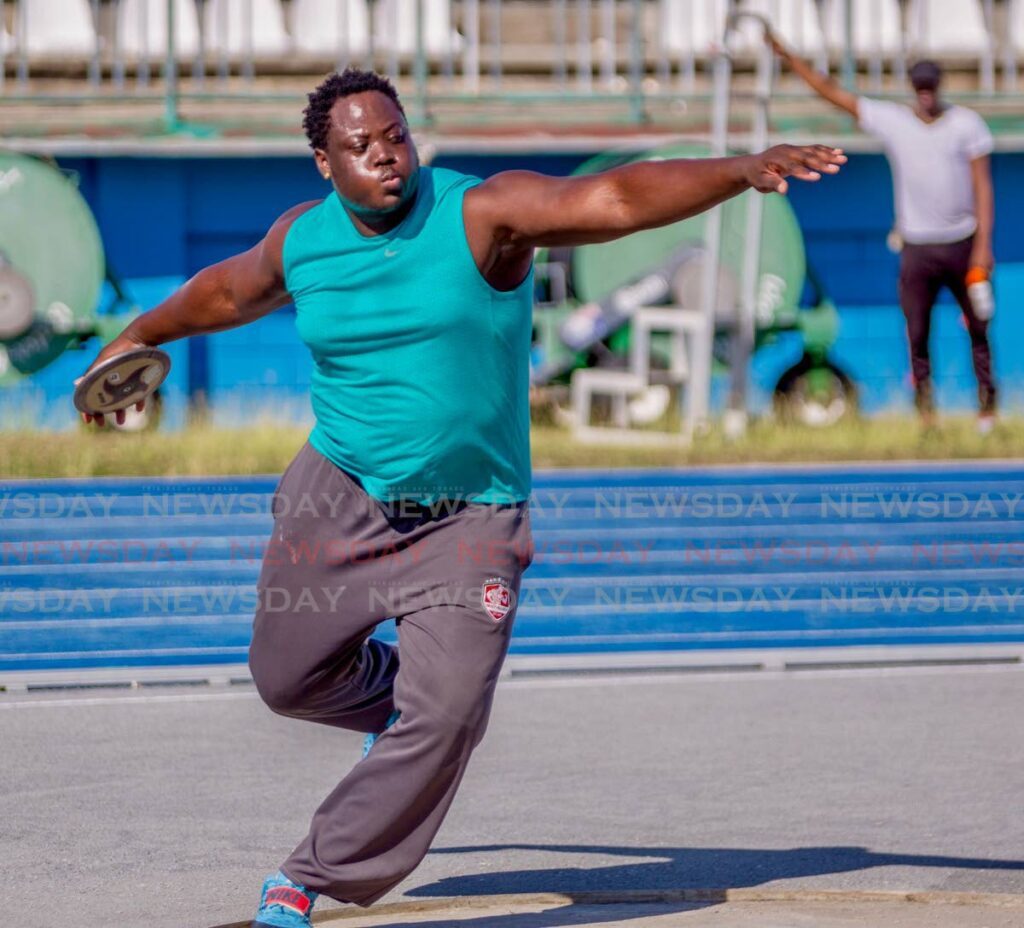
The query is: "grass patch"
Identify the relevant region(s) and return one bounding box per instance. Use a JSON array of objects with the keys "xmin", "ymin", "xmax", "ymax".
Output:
[{"xmin": 1, "ymin": 415, "xmax": 1021, "ymax": 480}]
